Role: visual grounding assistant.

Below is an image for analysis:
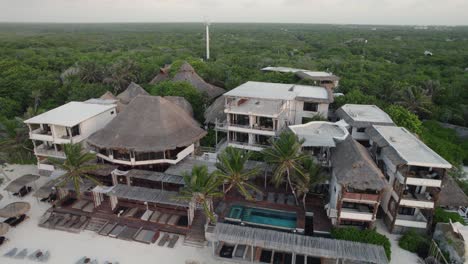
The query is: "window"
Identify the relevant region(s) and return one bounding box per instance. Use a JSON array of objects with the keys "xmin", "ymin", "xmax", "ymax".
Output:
[
  {"xmin": 398, "ymin": 207, "xmax": 415, "ymax": 216},
  {"xmin": 71, "ymin": 125, "xmax": 81, "ymax": 137},
  {"xmin": 303, "ymin": 102, "xmax": 318, "ymax": 112},
  {"xmin": 357, "ymin": 127, "xmax": 366, "ymax": 133}
]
